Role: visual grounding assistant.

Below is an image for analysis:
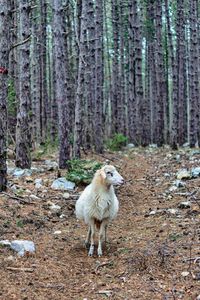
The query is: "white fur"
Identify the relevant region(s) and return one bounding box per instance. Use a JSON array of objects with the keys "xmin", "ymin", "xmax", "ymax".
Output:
[{"xmin": 75, "ymin": 165, "xmax": 124, "ymax": 256}]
